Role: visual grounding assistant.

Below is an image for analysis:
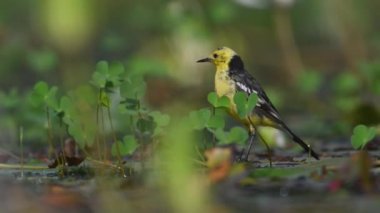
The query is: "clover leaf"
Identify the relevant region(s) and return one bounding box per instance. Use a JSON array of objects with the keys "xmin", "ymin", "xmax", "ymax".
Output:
[
  {"xmin": 111, "ymin": 135, "xmax": 139, "ymax": 156},
  {"xmin": 207, "ymin": 92, "xmax": 230, "ymax": 108},
  {"xmin": 233, "ymin": 91, "xmax": 258, "ymax": 119},
  {"xmin": 351, "ymin": 124, "xmax": 377, "ymax": 150}
]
